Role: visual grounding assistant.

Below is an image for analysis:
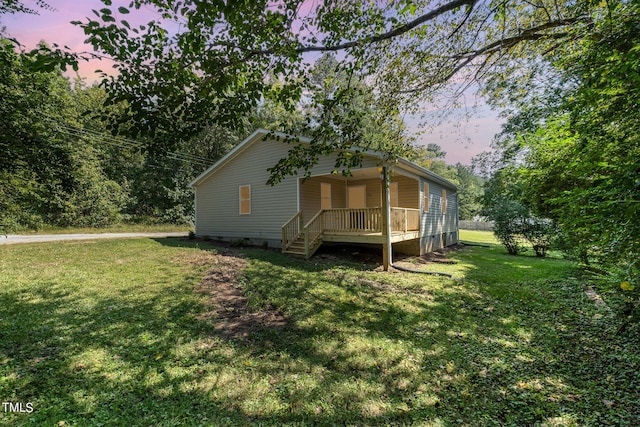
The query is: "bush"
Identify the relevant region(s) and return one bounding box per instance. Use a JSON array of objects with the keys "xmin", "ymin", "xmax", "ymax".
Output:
[
  {"xmin": 520, "ymin": 217, "xmax": 558, "ymax": 257},
  {"xmin": 230, "ymin": 238, "xmax": 252, "ymax": 247},
  {"xmin": 484, "ymin": 197, "xmax": 558, "ymax": 257},
  {"xmin": 486, "ymin": 198, "xmax": 528, "ymax": 255}
]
